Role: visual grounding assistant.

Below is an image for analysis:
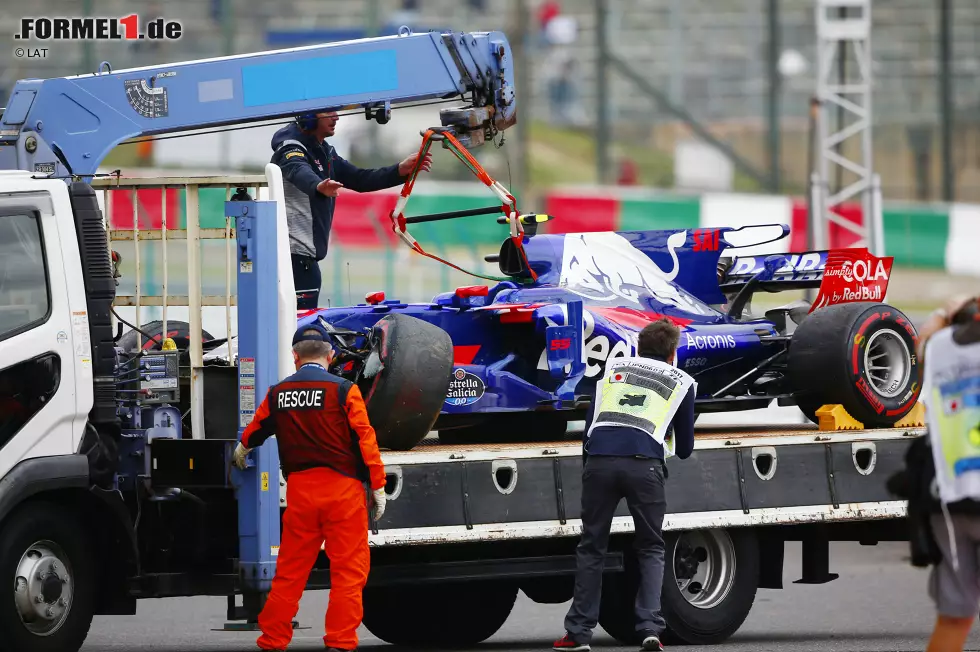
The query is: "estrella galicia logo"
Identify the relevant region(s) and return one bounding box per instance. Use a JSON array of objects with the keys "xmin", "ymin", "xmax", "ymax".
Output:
[{"xmin": 444, "ymin": 368, "xmax": 486, "ymax": 406}]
